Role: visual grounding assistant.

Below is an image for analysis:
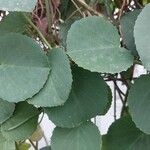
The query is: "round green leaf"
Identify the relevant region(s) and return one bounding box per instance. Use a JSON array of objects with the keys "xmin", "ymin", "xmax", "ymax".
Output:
[
  {"xmin": 0, "ymin": 99, "xmax": 15, "ymax": 124},
  {"xmin": 0, "ymin": 33, "xmax": 50, "ymax": 102},
  {"xmin": 128, "ymin": 75, "xmax": 150, "ymax": 134},
  {"xmin": 0, "ymin": 132, "xmax": 15, "ymax": 150},
  {"xmin": 51, "ymin": 122, "xmax": 101, "ymax": 150},
  {"xmin": 45, "ymin": 66, "xmax": 111, "ymax": 128},
  {"xmin": 1, "ymin": 102, "xmax": 39, "ymax": 141},
  {"xmin": 120, "ymin": 9, "xmax": 141, "ymax": 56},
  {"xmin": 0, "ymin": 0, "xmax": 37, "ymax": 12},
  {"xmin": 134, "ymin": 4, "xmax": 150, "ymax": 70},
  {"xmin": 28, "ymin": 48, "xmax": 72, "ymax": 107},
  {"xmin": 67, "ymin": 16, "xmax": 133, "ymax": 73},
  {"xmin": 0, "ymin": 12, "xmax": 28, "ymax": 35},
  {"xmin": 102, "ymin": 116, "xmax": 150, "ymax": 150}
]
